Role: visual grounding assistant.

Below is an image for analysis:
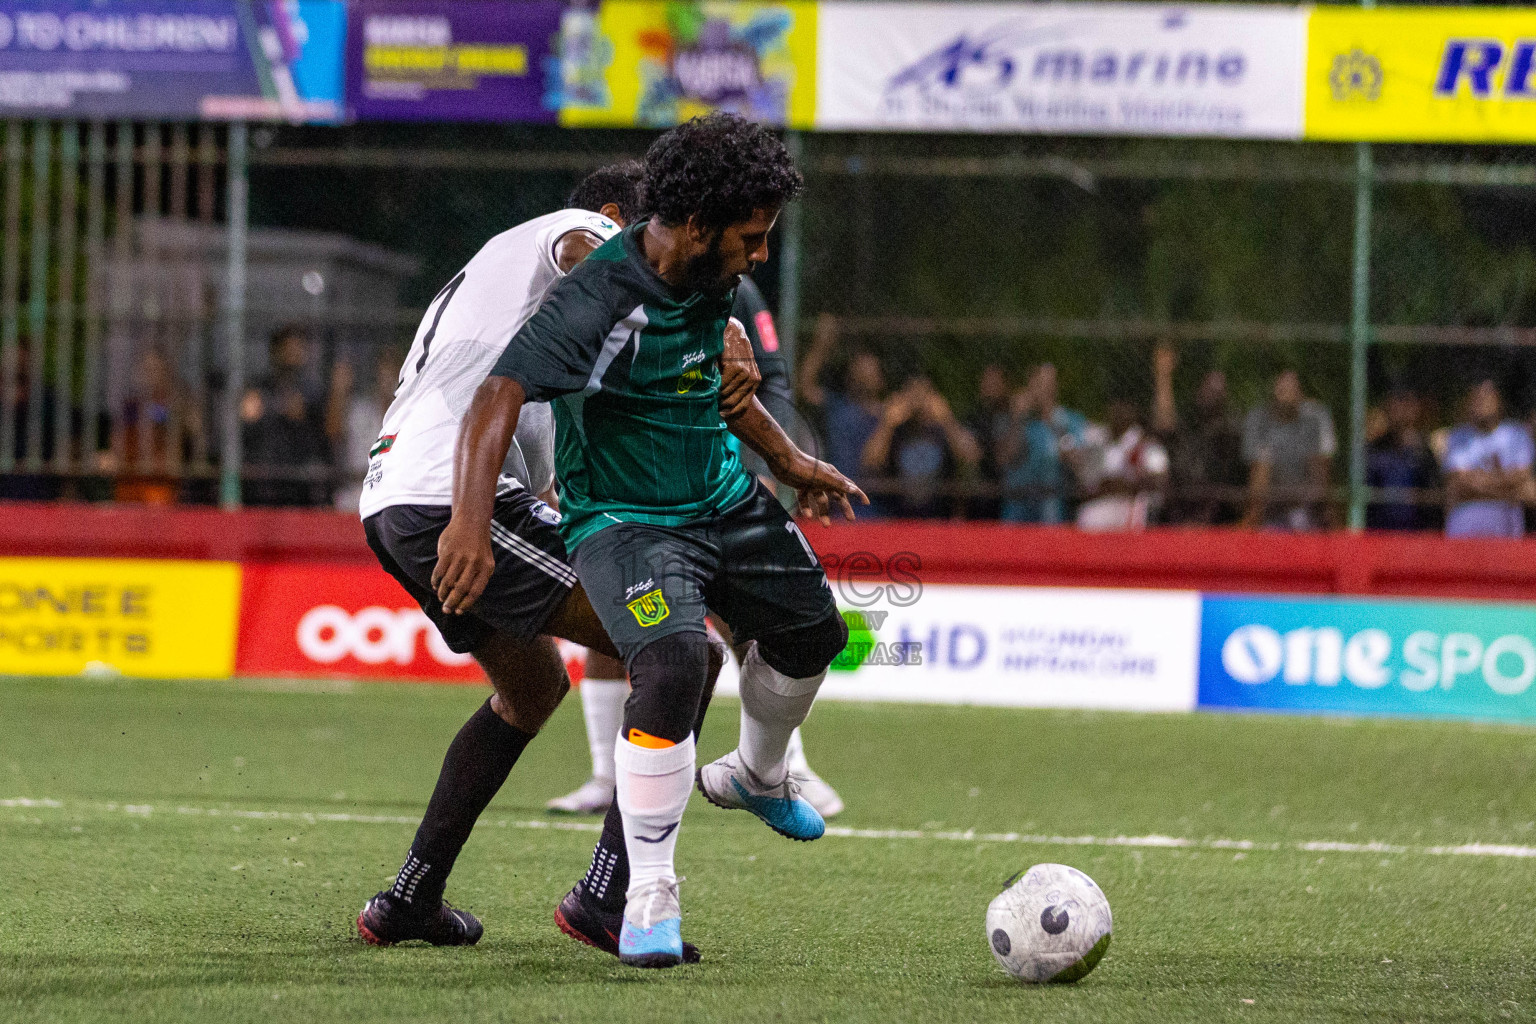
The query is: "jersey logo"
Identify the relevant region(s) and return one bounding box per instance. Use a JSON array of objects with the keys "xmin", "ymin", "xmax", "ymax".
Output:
[
  {"xmin": 676, "ymin": 367, "xmax": 707, "ymax": 394},
  {"xmin": 625, "ymin": 589, "xmax": 670, "ymax": 628},
  {"xmin": 369, "ymin": 434, "xmax": 396, "ymax": 457}
]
